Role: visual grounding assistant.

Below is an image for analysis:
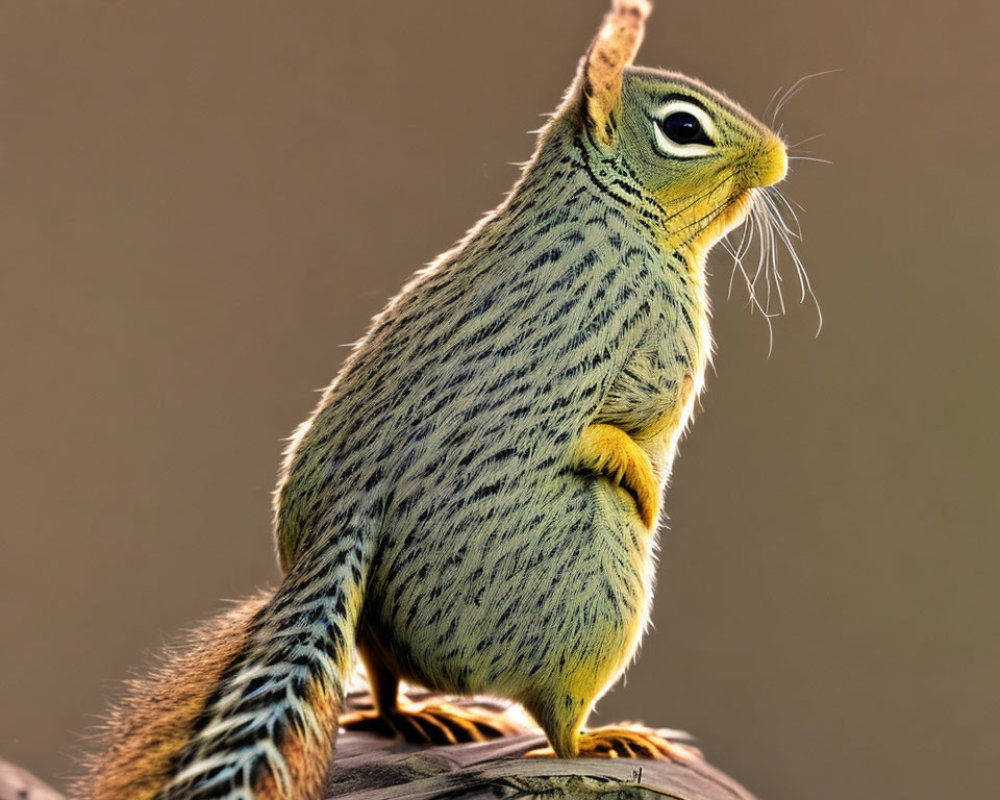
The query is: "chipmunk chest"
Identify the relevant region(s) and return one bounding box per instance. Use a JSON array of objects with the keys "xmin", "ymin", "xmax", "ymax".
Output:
[{"xmin": 598, "ymin": 276, "xmax": 708, "ymax": 446}]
